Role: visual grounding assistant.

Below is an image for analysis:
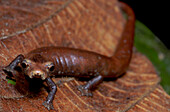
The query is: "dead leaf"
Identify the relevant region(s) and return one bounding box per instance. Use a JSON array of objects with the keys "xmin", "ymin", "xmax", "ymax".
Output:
[
  {"xmin": 127, "ymin": 85, "xmax": 170, "ymax": 112},
  {"xmin": 0, "ymin": 0, "xmax": 169, "ymax": 112}
]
